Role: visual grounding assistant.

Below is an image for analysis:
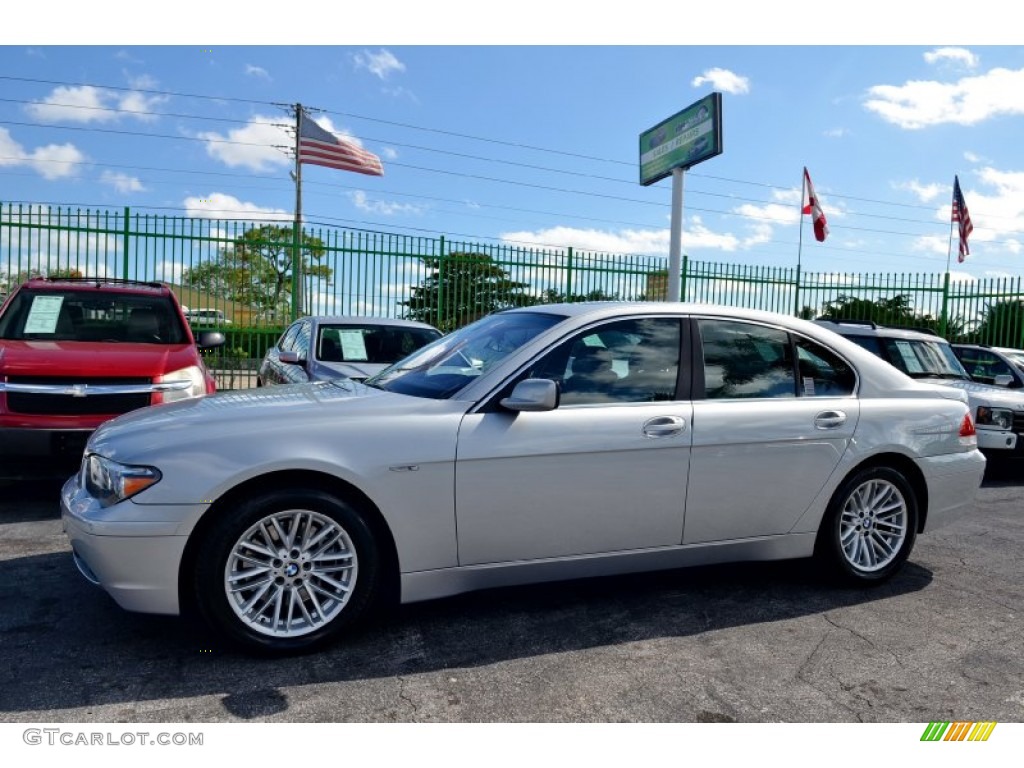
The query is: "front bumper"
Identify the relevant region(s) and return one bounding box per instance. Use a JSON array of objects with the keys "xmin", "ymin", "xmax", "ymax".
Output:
[
  {"xmin": 0, "ymin": 427, "xmax": 92, "ymax": 460},
  {"xmin": 61, "ymin": 475, "xmax": 198, "ymax": 616},
  {"xmin": 975, "ymin": 427, "xmax": 1020, "ymax": 452}
]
